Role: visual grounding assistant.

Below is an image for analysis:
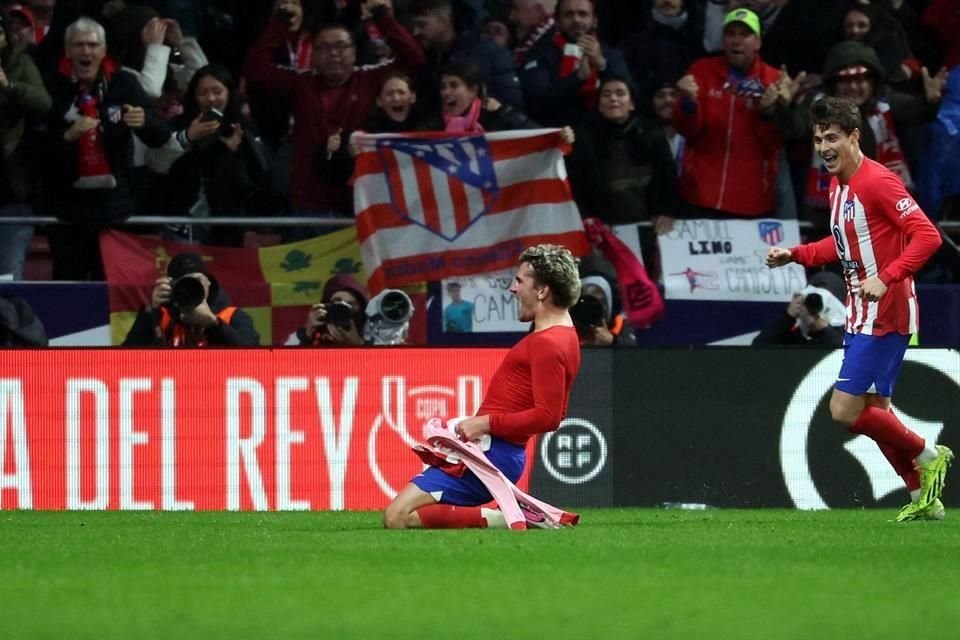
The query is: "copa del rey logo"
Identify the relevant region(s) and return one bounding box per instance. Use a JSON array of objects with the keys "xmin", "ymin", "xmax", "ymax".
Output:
[
  {"xmin": 377, "ymin": 135, "xmax": 500, "ymax": 241},
  {"xmin": 368, "ymin": 375, "xmax": 486, "ymax": 498}
]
